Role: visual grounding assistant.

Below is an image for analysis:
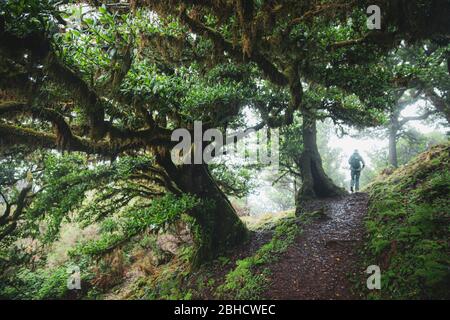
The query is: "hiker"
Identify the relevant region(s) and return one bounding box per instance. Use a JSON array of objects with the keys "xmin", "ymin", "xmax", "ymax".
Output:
[{"xmin": 348, "ymin": 149, "xmax": 365, "ymax": 192}]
